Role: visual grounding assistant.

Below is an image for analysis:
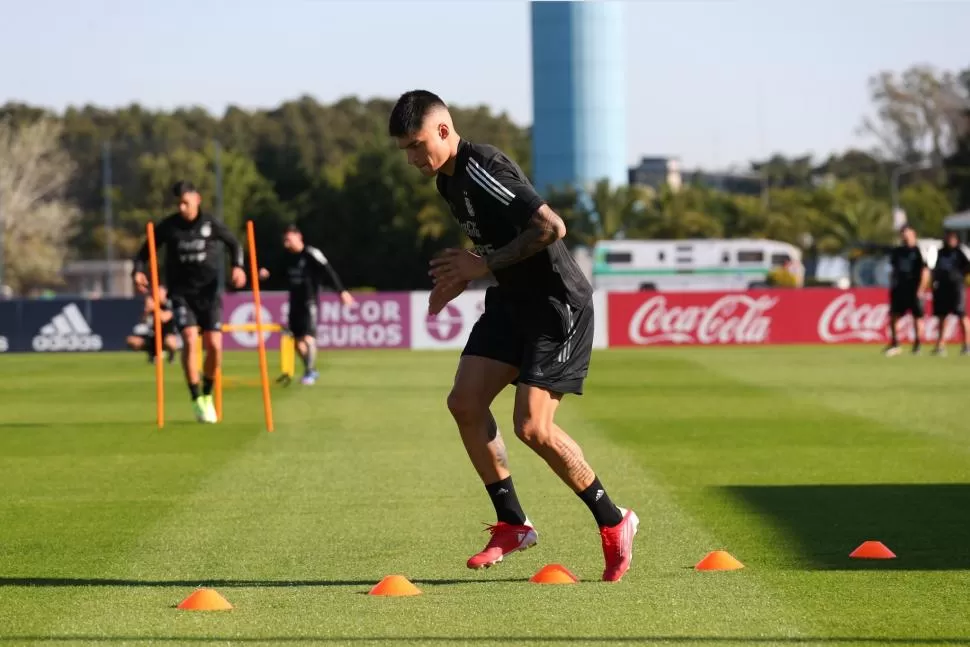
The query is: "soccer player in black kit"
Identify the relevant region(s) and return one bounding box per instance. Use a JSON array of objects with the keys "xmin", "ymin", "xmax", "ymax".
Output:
[
  {"xmin": 258, "ymin": 225, "xmax": 354, "ymax": 385},
  {"xmin": 931, "ymin": 230, "xmax": 970, "ymax": 355},
  {"xmin": 885, "ymin": 224, "xmax": 931, "ymax": 356},
  {"xmin": 132, "ymin": 181, "xmax": 247, "ymax": 423},
  {"xmin": 126, "ymin": 284, "xmax": 179, "ymax": 363},
  {"xmin": 389, "ymin": 90, "xmax": 638, "ymax": 582}
]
